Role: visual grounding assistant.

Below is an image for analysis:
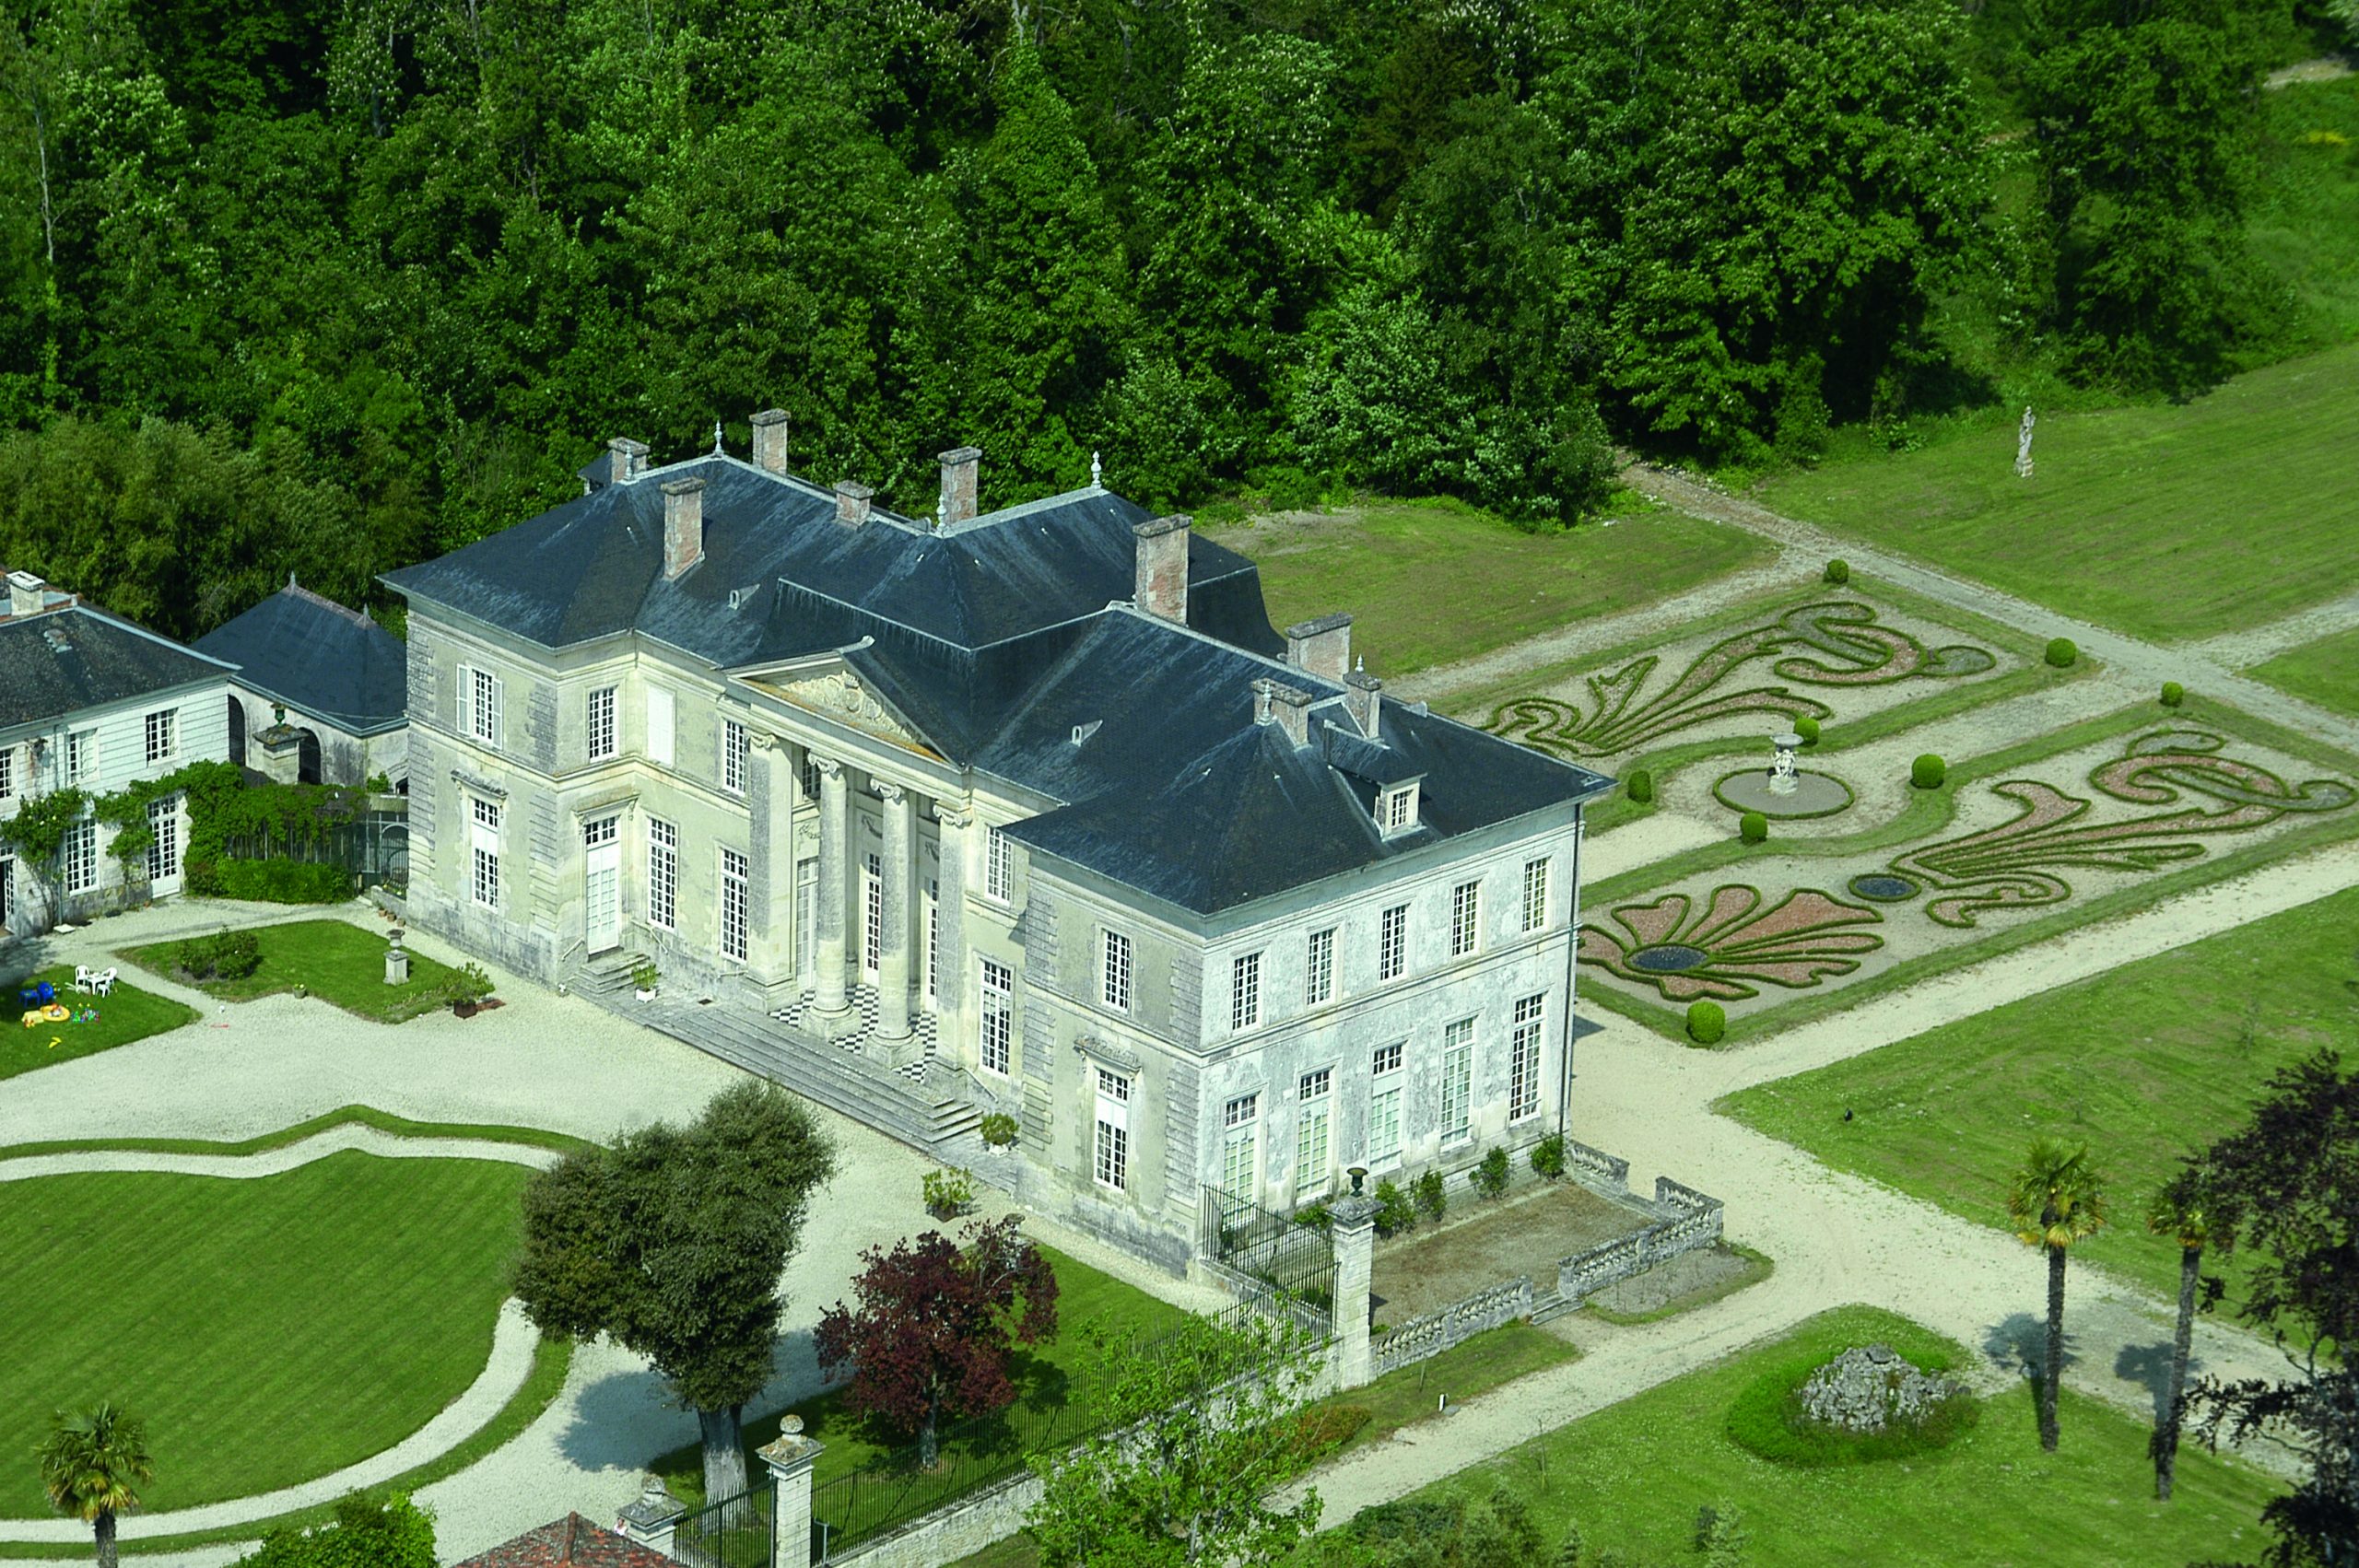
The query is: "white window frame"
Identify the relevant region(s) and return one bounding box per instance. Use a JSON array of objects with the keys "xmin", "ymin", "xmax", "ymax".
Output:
[
  {"xmin": 66, "ymin": 727, "xmax": 95, "ymax": 785},
  {"xmin": 0, "ymin": 745, "xmax": 15, "ymax": 801},
  {"xmin": 1305, "ymin": 927, "xmax": 1334, "ymax": 1006},
  {"xmin": 1094, "ymin": 1067, "xmax": 1132, "ymax": 1192},
  {"xmin": 925, "ymin": 876, "xmax": 940, "ymax": 1003},
  {"xmin": 978, "ymin": 957, "xmax": 1013, "ymax": 1075},
  {"xmin": 720, "ymin": 847, "xmax": 749, "ymax": 962},
  {"xmin": 144, "ymin": 708, "xmax": 177, "ymax": 765},
  {"xmin": 1296, "ymin": 1067, "xmax": 1332, "ymax": 1195},
  {"xmin": 464, "ymin": 664, "xmax": 500, "ymax": 747},
  {"xmin": 1380, "ymin": 781, "xmax": 1419, "ymax": 834},
  {"xmin": 984, "ymin": 825, "xmax": 1014, "ymax": 904},
  {"xmin": 587, "ymin": 685, "xmax": 617, "ymax": 761},
  {"xmin": 1221, "ymin": 1093, "xmax": 1260, "ymax": 1208},
  {"xmin": 147, "ymin": 796, "xmax": 181, "ymax": 882},
  {"xmin": 1379, "ymin": 903, "xmax": 1408, "ymax": 983},
  {"xmin": 800, "ymin": 754, "xmax": 822, "ymax": 802},
  {"xmin": 1230, "ymin": 951, "xmax": 1262, "ymax": 1032},
  {"xmin": 1510, "ymin": 993, "xmax": 1545, "ymax": 1122},
  {"xmin": 1440, "ymin": 1018, "xmax": 1475, "ymax": 1145},
  {"xmin": 647, "ymin": 816, "xmax": 678, "ymax": 930},
  {"xmin": 1450, "ymin": 879, "xmax": 1482, "ymax": 958},
  {"xmin": 470, "ymin": 795, "xmax": 501, "ymax": 907},
  {"xmin": 863, "ymin": 852, "xmax": 884, "ymax": 977},
  {"xmin": 1522, "ymin": 857, "xmax": 1550, "ymax": 933},
  {"xmin": 63, "ymin": 821, "xmax": 96, "ymax": 895},
  {"xmin": 1368, "ymin": 1041, "xmax": 1406, "ymax": 1168},
  {"xmin": 722, "ymin": 719, "xmax": 748, "ymax": 796},
  {"xmin": 1102, "ymin": 929, "xmax": 1133, "ymax": 1012}
]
